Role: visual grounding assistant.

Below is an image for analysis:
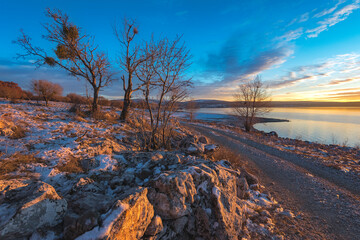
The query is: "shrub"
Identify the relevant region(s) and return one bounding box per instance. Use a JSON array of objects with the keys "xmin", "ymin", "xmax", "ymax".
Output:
[
  {"xmin": 67, "ymin": 93, "xmax": 87, "ymax": 104},
  {"xmin": 0, "ymin": 153, "xmax": 43, "ymax": 179},
  {"xmin": 210, "ymin": 146, "xmax": 243, "ymax": 168},
  {"xmin": 56, "ymin": 155, "xmax": 84, "ymax": 173},
  {"xmin": 9, "ymin": 125, "xmax": 27, "ymax": 139}
]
